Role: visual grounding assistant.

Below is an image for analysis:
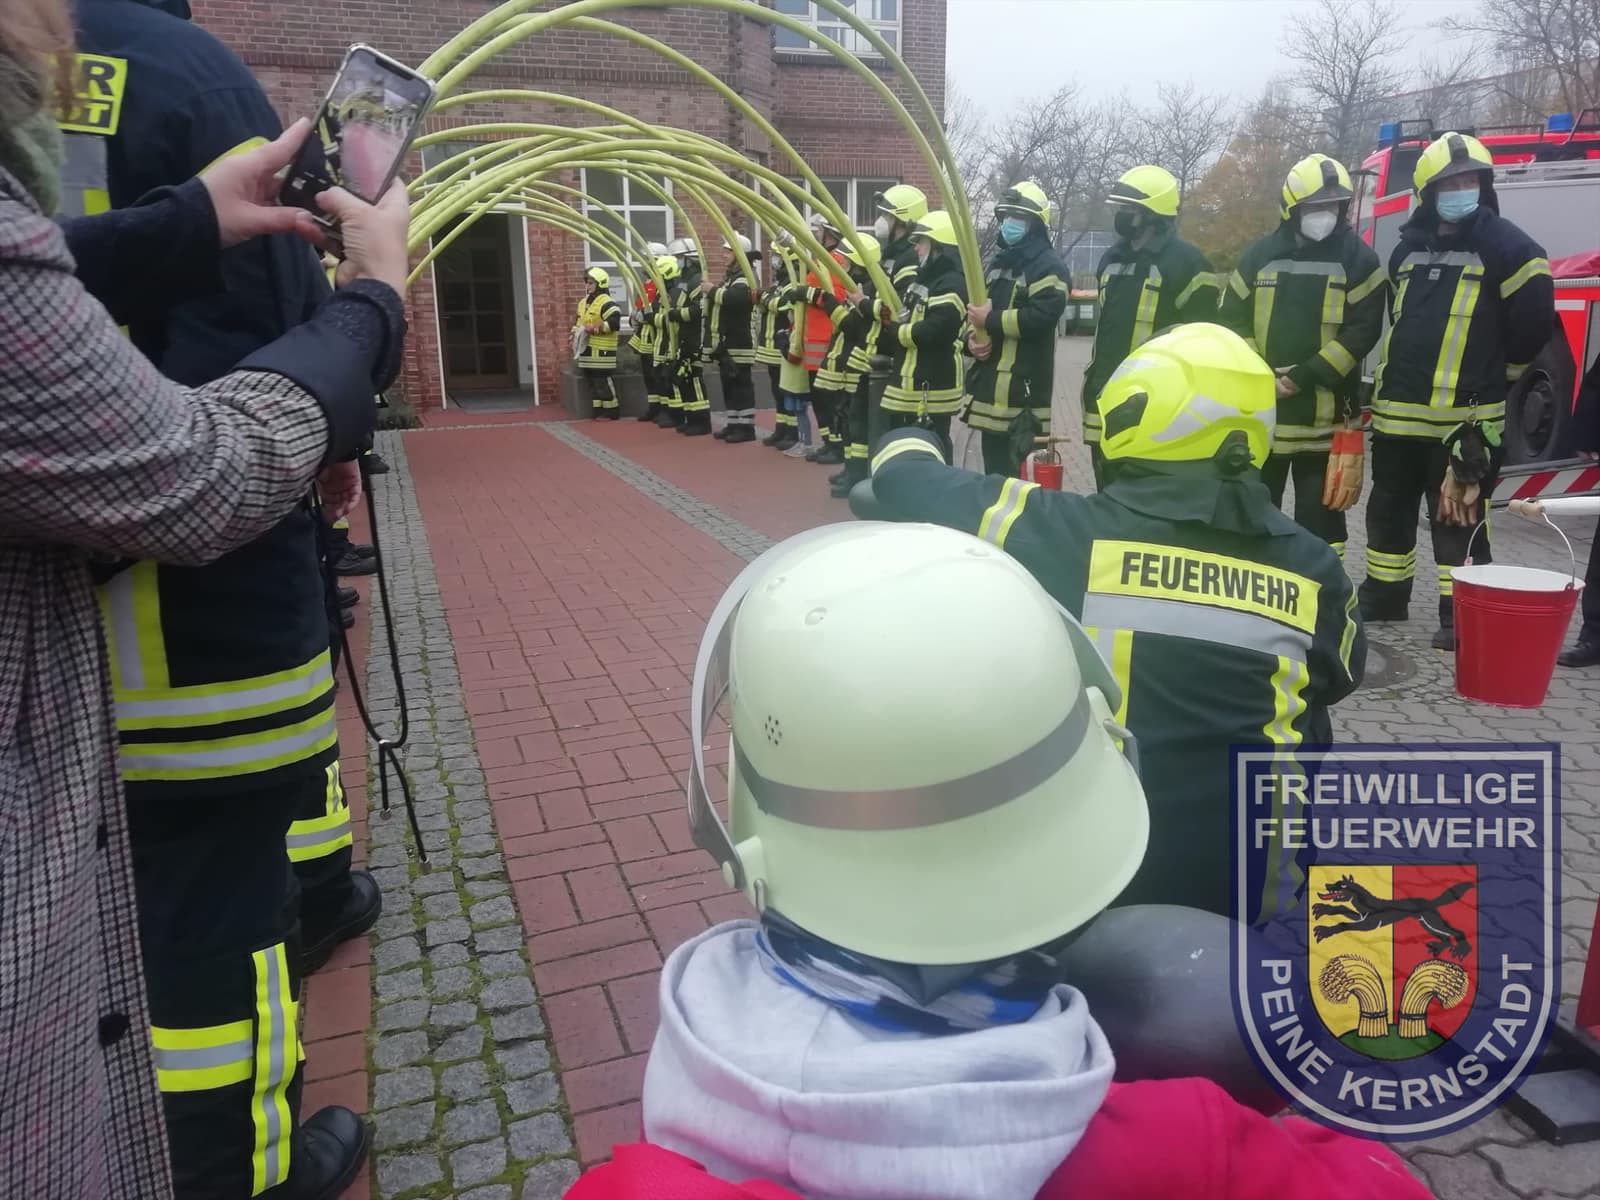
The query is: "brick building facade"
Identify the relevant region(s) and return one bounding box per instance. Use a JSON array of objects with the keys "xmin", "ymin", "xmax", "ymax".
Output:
[{"xmin": 192, "ymin": 0, "xmax": 949, "ymax": 412}]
